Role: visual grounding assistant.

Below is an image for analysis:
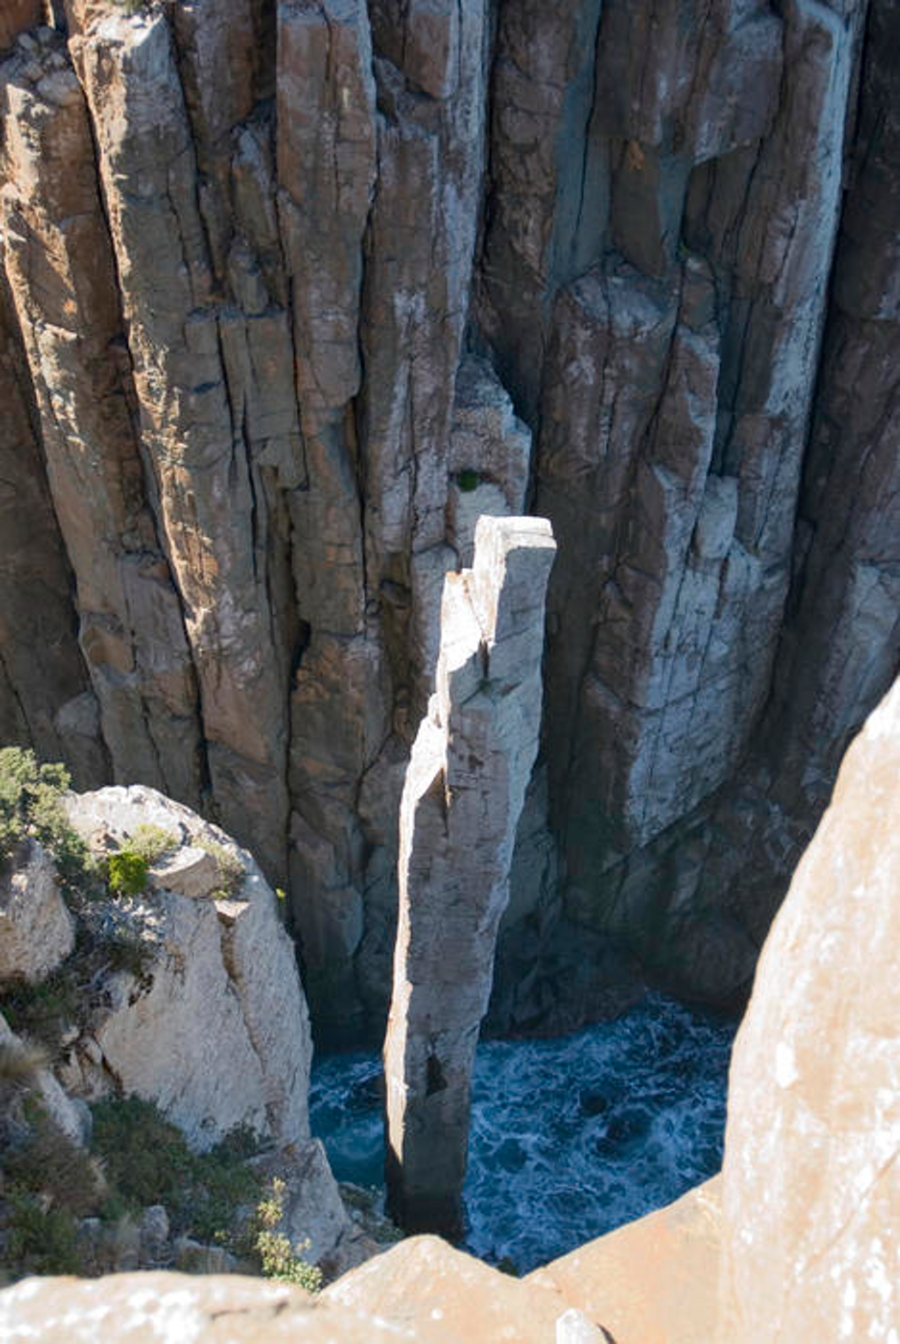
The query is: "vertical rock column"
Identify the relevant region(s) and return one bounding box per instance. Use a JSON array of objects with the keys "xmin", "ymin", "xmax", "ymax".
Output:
[{"xmin": 383, "ymin": 515, "xmax": 556, "ymax": 1235}]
